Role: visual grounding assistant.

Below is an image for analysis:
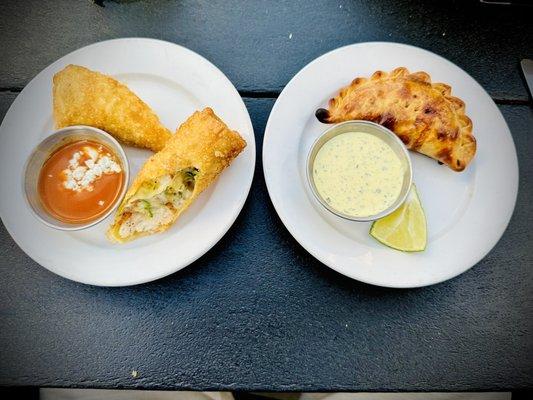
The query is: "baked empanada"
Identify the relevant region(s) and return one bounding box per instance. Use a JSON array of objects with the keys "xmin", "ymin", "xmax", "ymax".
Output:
[
  {"xmin": 107, "ymin": 108, "xmax": 246, "ymax": 243},
  {"xmin": 53, "ymin": 65, "xmax": 171, "ymax": 152},
  {"xmin": 315, "ymin": 67, "xmax": 476, "ymax": 171}
]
